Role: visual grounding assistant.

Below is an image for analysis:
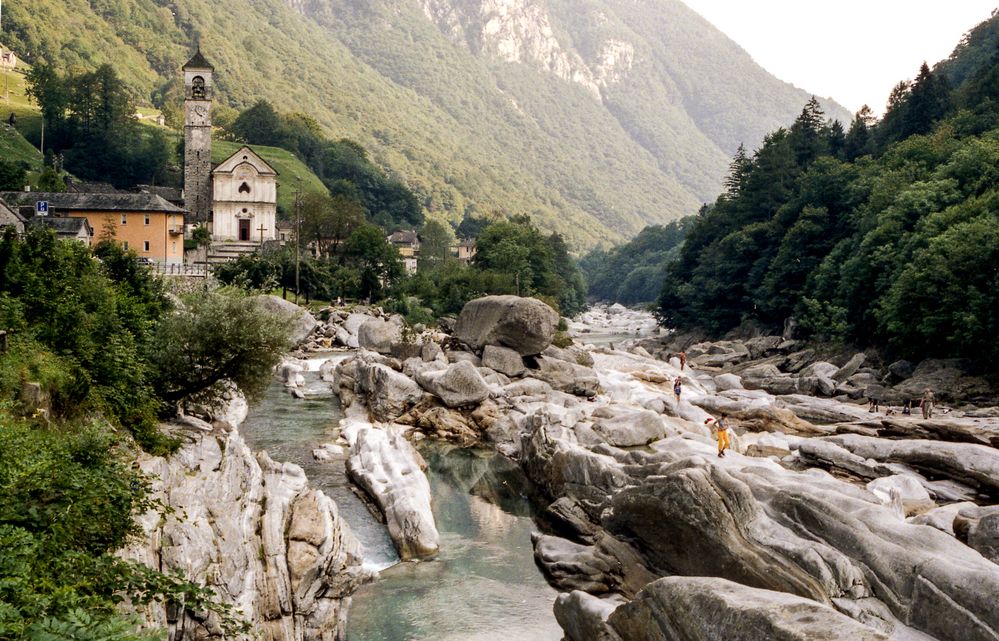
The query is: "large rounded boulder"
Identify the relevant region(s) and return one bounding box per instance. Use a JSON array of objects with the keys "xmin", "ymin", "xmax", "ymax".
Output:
[
  {"xmin": 455, "ymin": 295, "xmax": 558, "ymax": 356},
  {"xmin": 252, "ymin": 295, "xmax": 318, "ymax": 345}
]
